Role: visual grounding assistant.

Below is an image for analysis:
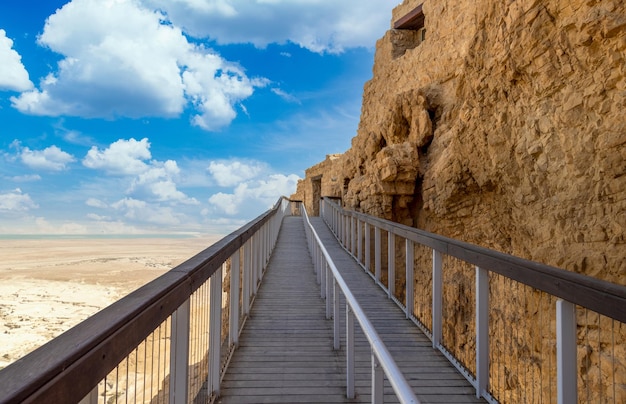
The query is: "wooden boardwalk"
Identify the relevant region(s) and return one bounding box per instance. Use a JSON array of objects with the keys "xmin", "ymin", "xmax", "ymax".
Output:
[{"xmin": 217, "ymin": 216, "xmax": 485, "ymax": 403}]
